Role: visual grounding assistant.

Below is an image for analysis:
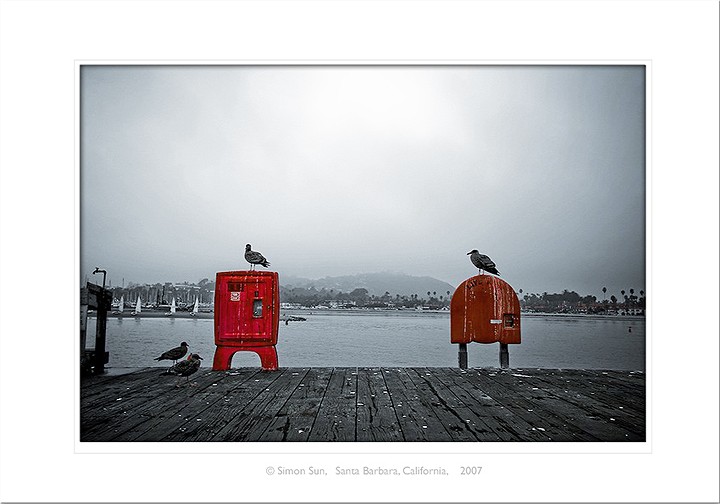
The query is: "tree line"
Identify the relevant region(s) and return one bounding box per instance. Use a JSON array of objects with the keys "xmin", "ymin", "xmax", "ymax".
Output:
[
  {"xmin": 280, "ymin": 286, "xmax": 453, "ymax": 309},
  {"xmin": 520, "ymin": 287, "xmax": 645, "ymax": 314},
  {"xmin": 100, "ymin": 277, "xmax": 645, "ymax": 315}
]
